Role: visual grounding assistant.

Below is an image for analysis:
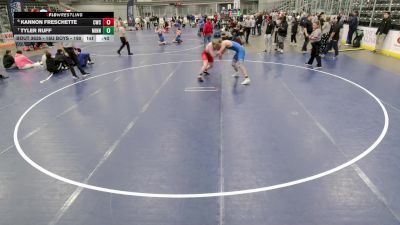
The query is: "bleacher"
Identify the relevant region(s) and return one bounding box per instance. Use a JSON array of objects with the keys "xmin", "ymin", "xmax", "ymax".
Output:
[
  {"xmin": 274, "ymin": 0, "xmax": 399, "ymax": 30},
  {"xmin": 356, "ymin": 0, "xmax": 400, "ymax": 29}
]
